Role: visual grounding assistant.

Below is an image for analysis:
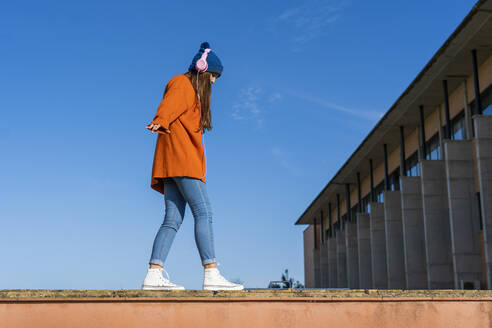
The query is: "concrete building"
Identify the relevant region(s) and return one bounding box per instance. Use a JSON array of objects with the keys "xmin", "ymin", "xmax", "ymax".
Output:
[{"xmin": 298, "ymin": 0, "xmax": 492, "ymax": 290}]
